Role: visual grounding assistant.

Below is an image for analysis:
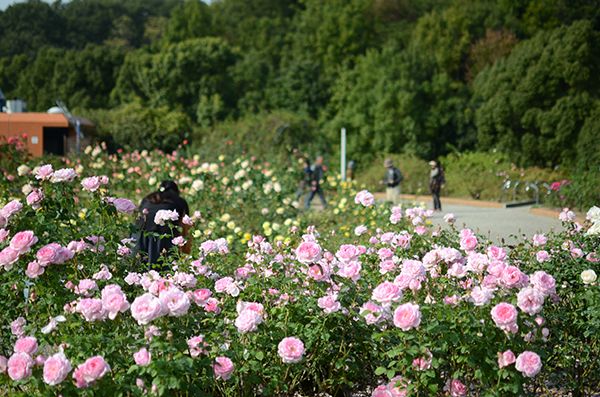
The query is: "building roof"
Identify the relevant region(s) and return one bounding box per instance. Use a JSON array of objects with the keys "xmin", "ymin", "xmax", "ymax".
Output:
[{"xmin": 0, "ymin": 112, "xmax": 69, "ymax": 127}]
